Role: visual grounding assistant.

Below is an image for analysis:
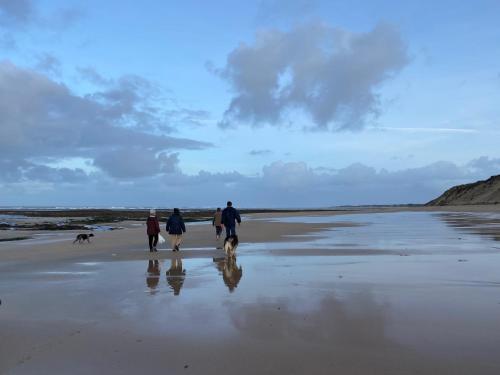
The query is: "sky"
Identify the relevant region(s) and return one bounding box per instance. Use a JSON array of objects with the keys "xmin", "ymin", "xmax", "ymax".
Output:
[{"xmin": 0, "ymin": 0, "xmax": 500, "ymax": 208}]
